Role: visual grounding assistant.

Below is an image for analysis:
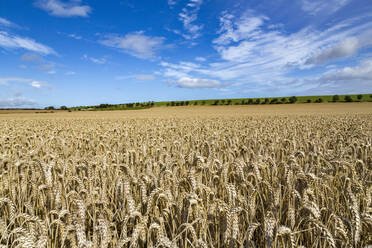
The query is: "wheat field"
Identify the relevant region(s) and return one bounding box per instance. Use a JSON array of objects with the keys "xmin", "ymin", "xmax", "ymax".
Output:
[{"xmin": 0, "ymin": 104, "xmax": 371, "ymax": 247}]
